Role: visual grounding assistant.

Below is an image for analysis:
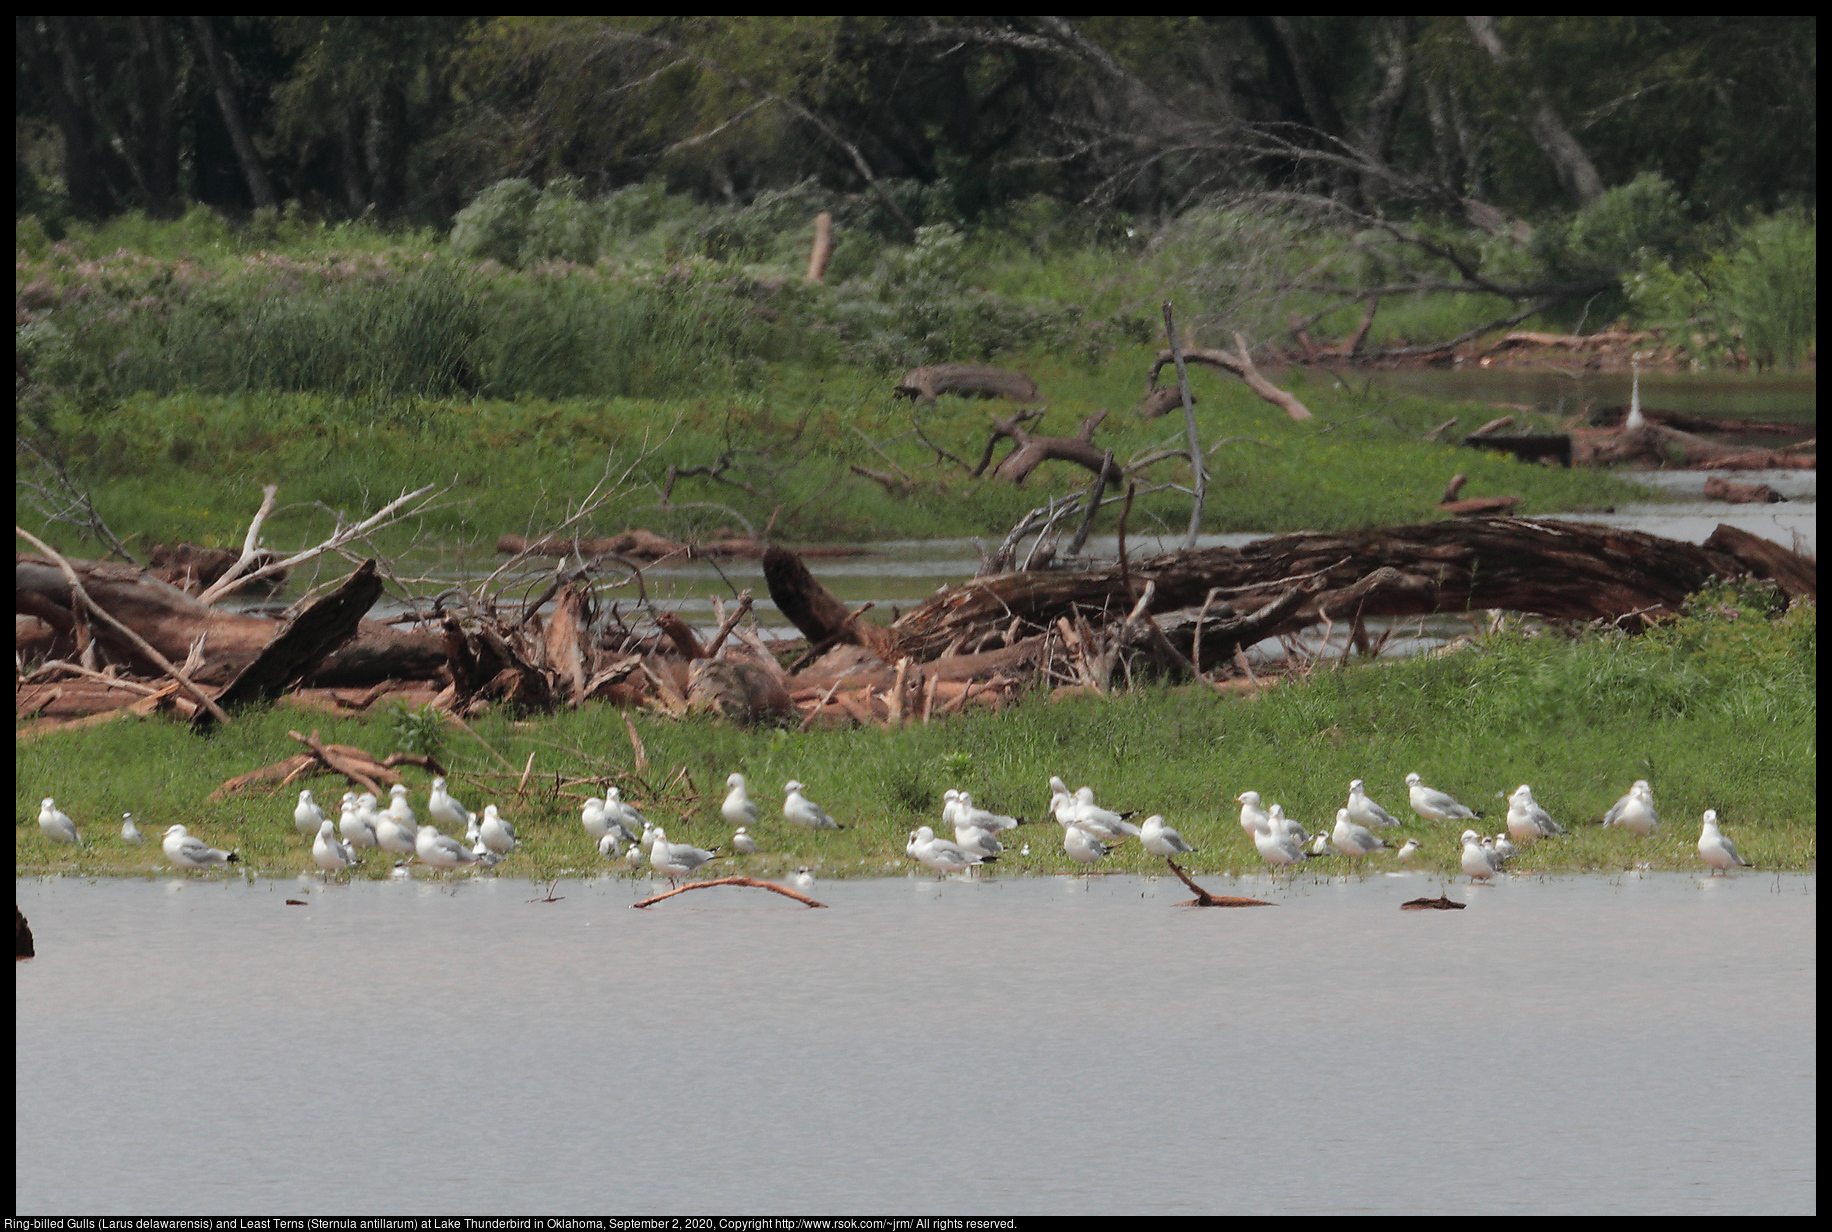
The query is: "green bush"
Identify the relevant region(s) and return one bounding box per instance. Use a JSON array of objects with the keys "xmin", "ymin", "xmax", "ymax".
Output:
[
  {"xmin": 1721, "ymin": 210, "xmax": 1816, "ymax": 368},
  {"xmin": 448, "ymin": 178, "xmax": 540, "ymax": 266},
  {"xmin": 523, "ymin": 176, "xmax": 601, "ymax": 267}
]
